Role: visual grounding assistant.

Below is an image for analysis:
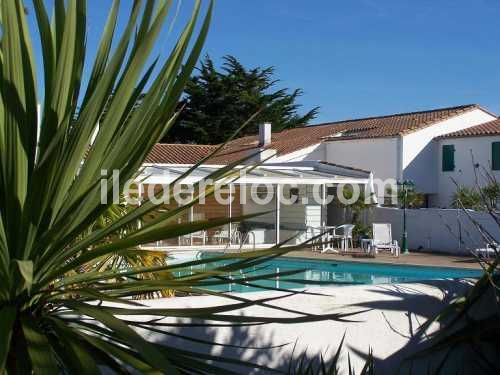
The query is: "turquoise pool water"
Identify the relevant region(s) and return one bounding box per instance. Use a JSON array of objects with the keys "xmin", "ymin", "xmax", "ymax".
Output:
[{"xmin": 173, "ymin": 252, "xmax": 482, "ymax": 293}]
